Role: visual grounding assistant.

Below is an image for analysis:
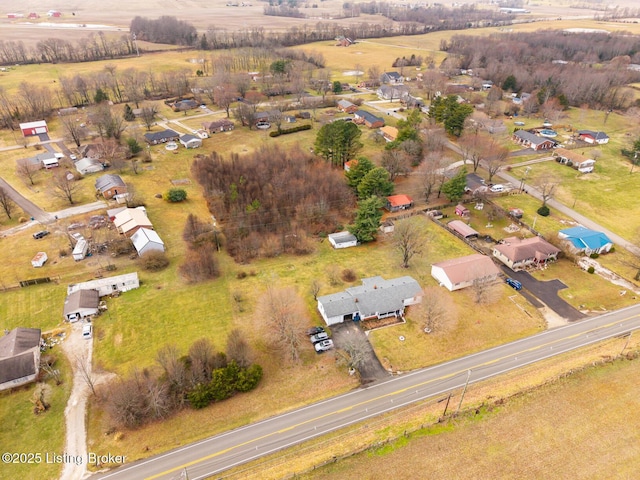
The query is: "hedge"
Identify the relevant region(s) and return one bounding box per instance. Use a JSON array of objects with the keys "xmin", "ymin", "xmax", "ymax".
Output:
[{"xmin": 269, "ymin": 124, "xmax": 312, "ymax": 137}]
